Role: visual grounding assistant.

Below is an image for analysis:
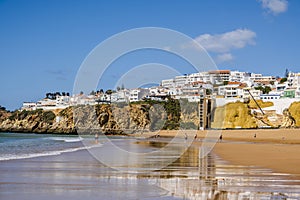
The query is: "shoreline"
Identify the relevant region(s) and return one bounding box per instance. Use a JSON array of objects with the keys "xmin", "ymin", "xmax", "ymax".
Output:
[
  {"xmin": 135, "ymin": 128, "xmax": 300, "ymax": 144},
  {"xmin": 2, "ymin": 129, "xmax": 300, "ymax": 177}
]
